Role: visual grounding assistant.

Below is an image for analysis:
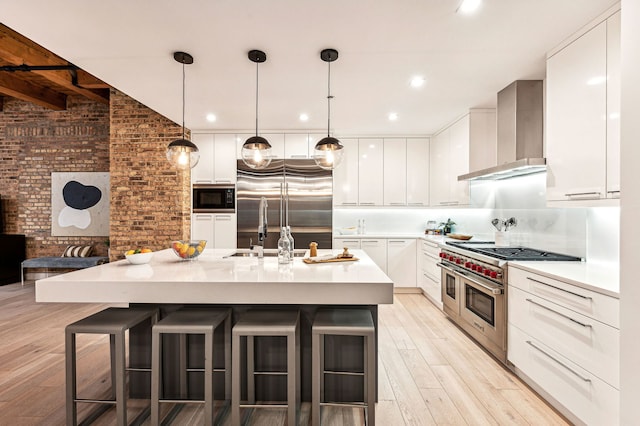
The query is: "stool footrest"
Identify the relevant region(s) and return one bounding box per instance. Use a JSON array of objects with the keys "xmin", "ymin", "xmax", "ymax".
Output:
[
  {"xmin": 240, "ymin": 403, "xmax": 289, "ymax": 408},
  {"xmin": 323, "ymin": 369, "xmax": 365, "ymax": 376},
  {"xmin": 184, "ymin": 367, "xmax": 227, "ymax": 373},
  {"xmin": 159, "ymin": 399, "xmax": 206, "ymax": 404},
  {"xmin": 126, "ymin": 367, "xmax": 151, "ymax": 373},
  {"xmin": 253, "ymin": 370, "xmax": 288, "ymax": 376},
  {"xmin": 74, "ymin": 398, "xmax": 117, "ymax": 405},
  {"xmin": 320, "ymin": 401, "xmax": 368, "ymax": 408}
]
